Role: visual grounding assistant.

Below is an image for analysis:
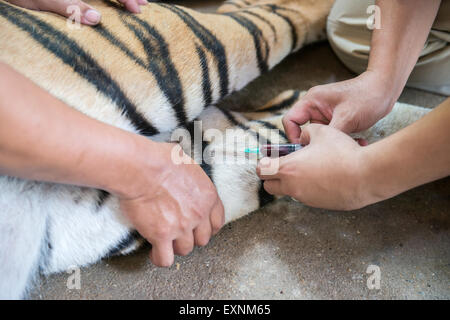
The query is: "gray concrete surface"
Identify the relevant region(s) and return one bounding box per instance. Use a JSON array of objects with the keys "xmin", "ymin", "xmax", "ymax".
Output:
[{"xmin": 31, "ymin": 1, "xmax": 449, "ymax": 300}]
